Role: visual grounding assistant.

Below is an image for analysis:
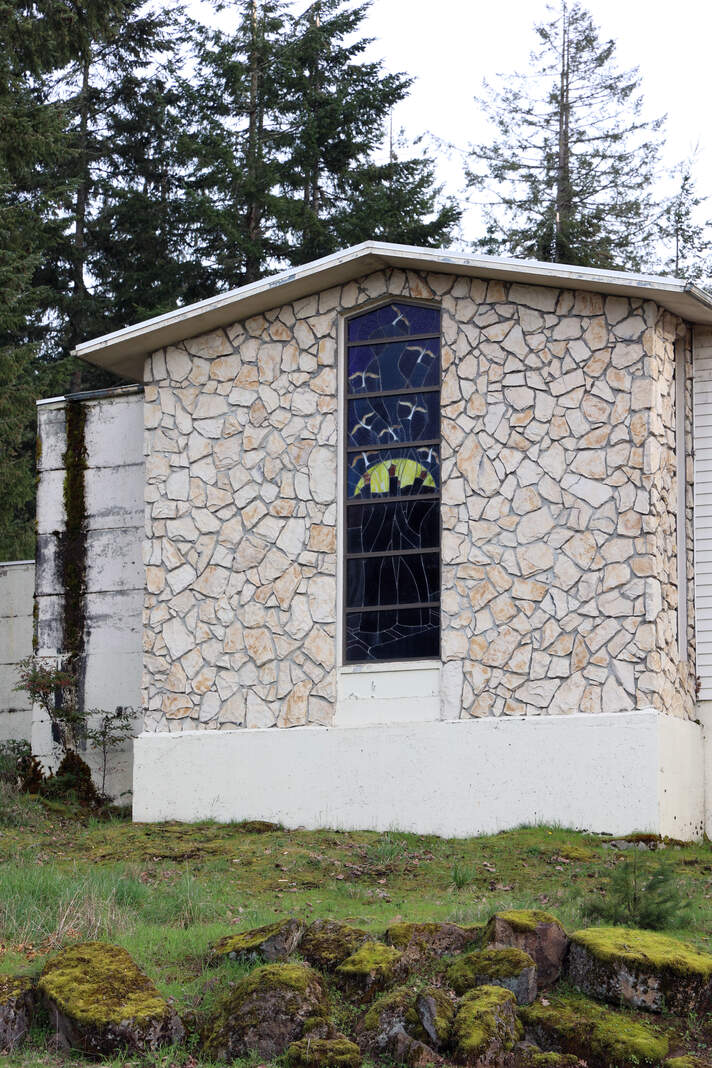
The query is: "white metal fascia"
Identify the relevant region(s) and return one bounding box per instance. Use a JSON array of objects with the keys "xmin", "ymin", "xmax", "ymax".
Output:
[{"xmin": 72, "ymin": 241, "xmax": 712, "ymax": 381}]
